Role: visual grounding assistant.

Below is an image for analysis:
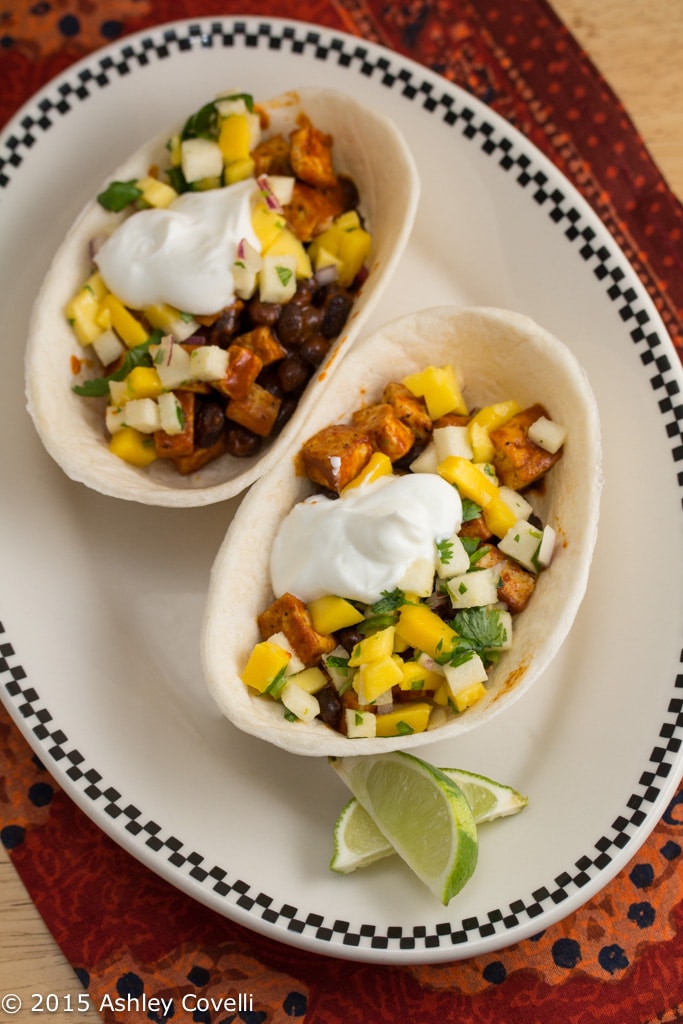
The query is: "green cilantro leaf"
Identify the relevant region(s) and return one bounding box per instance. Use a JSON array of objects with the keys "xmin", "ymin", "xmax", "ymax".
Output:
[
  {"xmin": 72, "ymin": 331, "xmax": 161, "ymax": 397},
  {"xmin": 436, "ymin": 537, "xmax": 454, "ymax": 564},
  {"xmin": 97, "ymin": 180, "xmax": 143, "ymax": 212}
]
